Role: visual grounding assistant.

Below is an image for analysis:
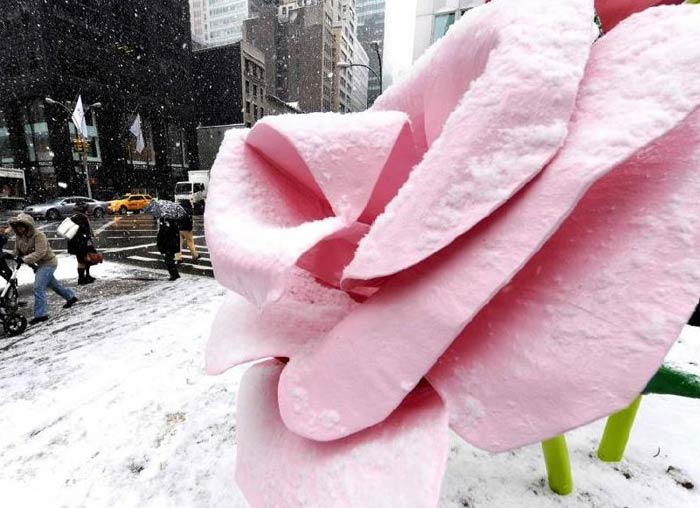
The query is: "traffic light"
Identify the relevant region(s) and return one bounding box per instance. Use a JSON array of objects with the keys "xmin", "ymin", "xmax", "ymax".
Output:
[{"xmin": 72, "ymin": 137, "xmax": 90, "ymax": 153}]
